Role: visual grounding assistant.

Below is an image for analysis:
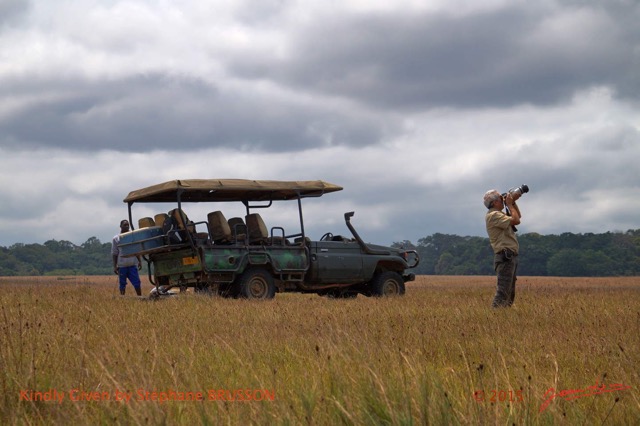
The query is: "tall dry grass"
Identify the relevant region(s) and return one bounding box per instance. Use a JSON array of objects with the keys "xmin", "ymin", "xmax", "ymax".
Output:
[{"xmin": 0, "ymin": 275, "xmax": 638, "ymax": 424}]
